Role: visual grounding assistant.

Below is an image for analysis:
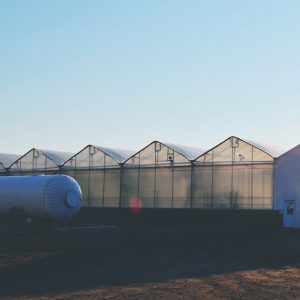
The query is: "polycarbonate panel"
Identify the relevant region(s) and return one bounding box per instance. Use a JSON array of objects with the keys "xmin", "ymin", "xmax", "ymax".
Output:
[
  {"xmin": 139, "ymin": 168, "xmax": 155, "ymax": 208},
  {"xmin": 93, "ymin": 148, "xmax": 116, "ymax": 167},
  {"xmin": 63, "ymin": 145, "xmax": 120, "ymax": 169},
  {"xmin": 192, "ymin": 166, "xmax": 213, "ymax": 208},
  {"xmin": 196, "ymin": 151, "xmax": 213, "ymax": 164},
  {"xmin": 252, "ymin": 148, "xmax": 273, "ymax": 162},
  {"xmin": 70, "ymin": 148, "xmax": 90, "ymax": 168},
  {"xmin": 63, "ymin": 157, "xmax": 76, "ymax": 168},
  {"xmin": 75, "ymin": 171, "xmax": 89, "ymax": 206},
  {"xmin": 155, "ymin": 168, "xmax": 172, "ymax": 208},
  {"xmin": 173, "ymin": 167, "xmax": 191, "ymax": 208},
  {"xmin": 192, "ymin": 136, "xmax": 276, "ymax": 210},
  {"xmin": 212, "ymin": 139, "xmax": 233, "ymax": 163},
  {"xmin": 63, "ymin": 145, "xmax": 119, "ymax": 169},
  {"xmin": 97, "ymin": 146, "xmax": 135, "ymax": 163},
  {"xmin": 0, "ymin": 164, "xmax": 6, "ymax": 173},
  {"xmin": 252, "ymin": 165, "xmax": 273, "ymax": 209},
  {"xmin": 103, "ymin": 169, "xmax": 121, "ymax": 207},
  {"xmin": 232, "ymin": 165, "xmax": 252, "ymax": 209},
  {"xmin": 156, "ymin": 143, "xmax": 189, "ymax": 165},
  {"xmin": 212, "ymin": 166, "xmax": 232, "ymax": 208},
  {"xmin": 164, "ymin": 143, "xmax": 206, "ymax": 160},
  {"xmin": 192, "ymin": 162, "xmax": 274, "ymax": 210},
  {"xmin": 9, "ymin": 149, "xmax": 58, "ymax": 172},
  {"xmin": 211, "ymin": 138, "xmax": 254, "ymax": 164},
  {"xmin": 247, "ymin": 139, "xmax": 287, "ymax": 158},
  {"xmin": 121, "ymin": 168, "xmax": 139, "ymax": 207},
  {"xmin": 234, "ymin": 139, "xmax": 253, "ymax": 162},
  {"xmin": 195, "ymin": 137, "xmax": 274, "ymax": 165},
  {"xmin": 0, "ymin": 153, "xmax": 21, "ymax": 168},
  {"xmin": 139, "ymin": 143, "xmax": 156, "ymax": 165},
  {"xmin": 89, "ymin": 170, "xmax": 104, "ymax": 206},
  {"xmin": 38, "ymin": 149, "xmax": 73, "ymax": 165},
  {"xmin": 125, "ymin": 141, "xmax": 190, "ymax": 166},
  {"xmin": 125, "ymin": 143, "xmax": 155, "ymax": 166}
]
